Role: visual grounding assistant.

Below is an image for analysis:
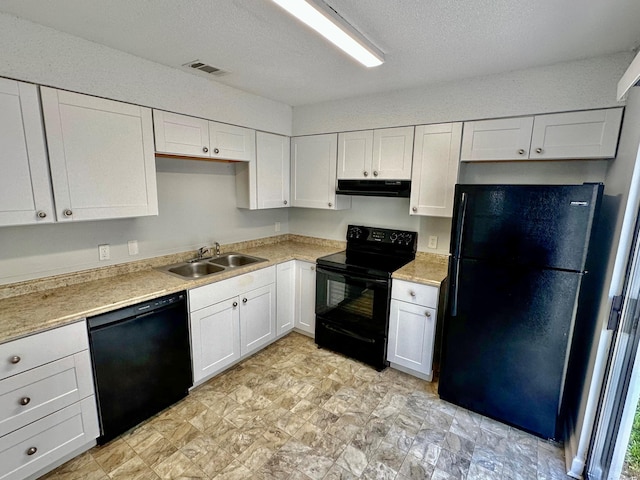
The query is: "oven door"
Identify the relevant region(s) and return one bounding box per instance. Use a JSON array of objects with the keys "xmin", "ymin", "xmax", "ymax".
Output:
[{"xmin": 315, "ymin": 265, "xmax": 391, "ymax": 370}]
